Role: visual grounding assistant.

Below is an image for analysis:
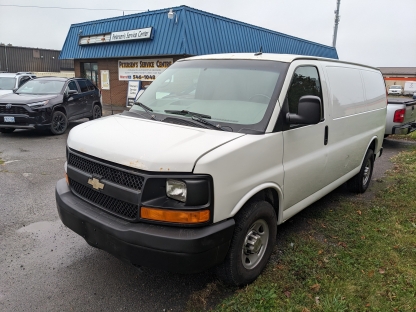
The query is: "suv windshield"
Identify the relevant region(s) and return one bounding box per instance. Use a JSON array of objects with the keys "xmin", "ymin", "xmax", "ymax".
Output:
[
  {"xmin": 17, "ymin": 80, "xmax": 65, "ymax": 94},
  {"xmin": 129, "ymin": 59, "xmax": 288, "ymax": 133},
  {"xmin": 0, "ymin": 77, "xmax": 16, "ymax": 90}
]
